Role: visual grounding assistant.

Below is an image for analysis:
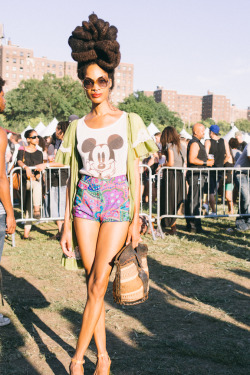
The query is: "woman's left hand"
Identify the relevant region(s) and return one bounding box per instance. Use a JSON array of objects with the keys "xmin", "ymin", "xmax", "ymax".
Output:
[
  {"xmin": 35, "ymin": 163, "xmax": 46, "ymax": 172},
  {"xmin": 126, "ymin": 216, "xmax": 141, "ymax": 248}
]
